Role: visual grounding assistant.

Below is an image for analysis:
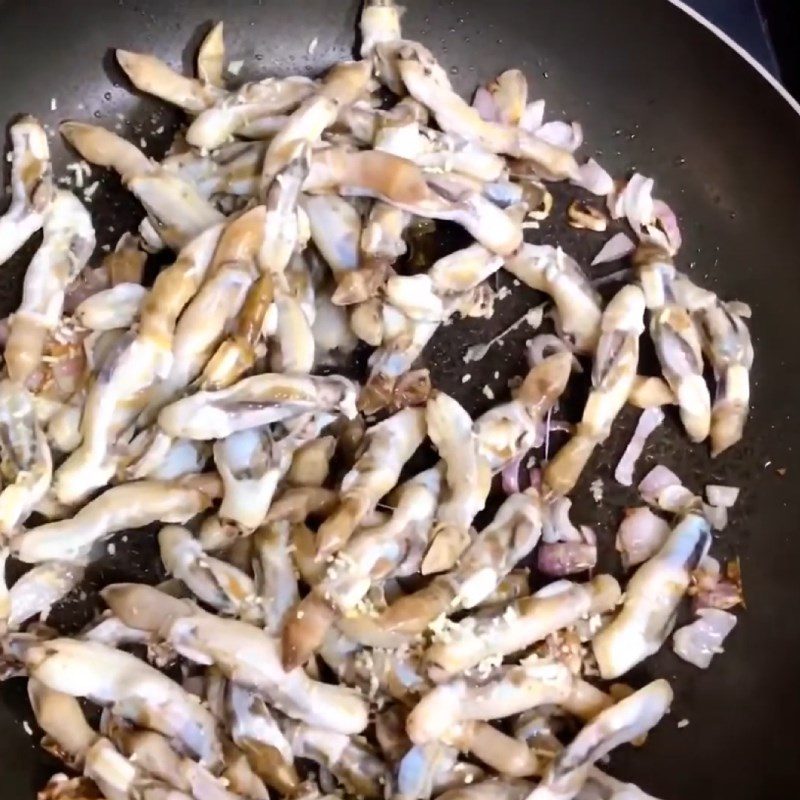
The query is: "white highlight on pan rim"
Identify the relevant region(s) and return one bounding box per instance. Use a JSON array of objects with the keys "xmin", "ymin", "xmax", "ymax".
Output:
[{"xmin": 668, "ymin": 0, "xmax": 800, "ymax": 116}]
